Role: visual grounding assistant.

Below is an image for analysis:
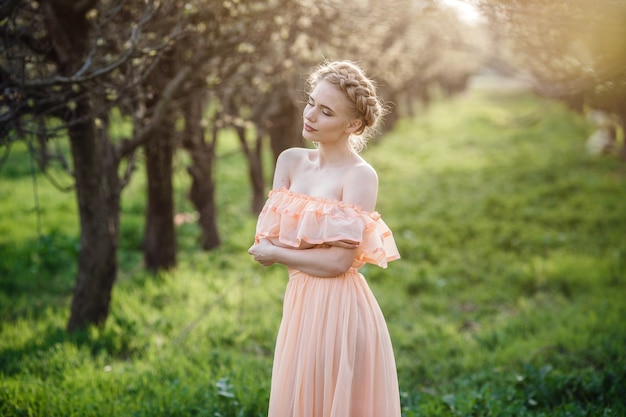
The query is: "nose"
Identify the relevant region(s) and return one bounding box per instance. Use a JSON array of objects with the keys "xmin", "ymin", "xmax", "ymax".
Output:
[{"xmin": 304, "ymin": 106, "xmax": 316, "ymax": 121}]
